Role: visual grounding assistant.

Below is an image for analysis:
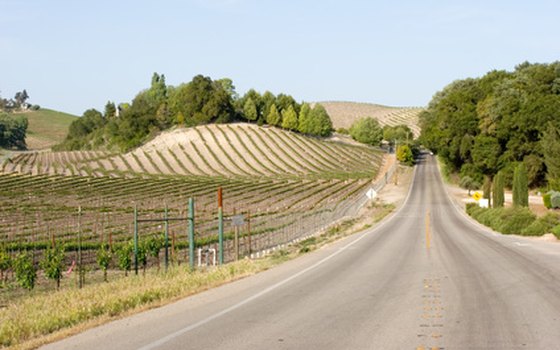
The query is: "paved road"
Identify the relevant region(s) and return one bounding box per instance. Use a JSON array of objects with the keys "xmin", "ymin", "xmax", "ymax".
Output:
[{"xmin": 44, "ymin": 154, "xmax": 560, "ymax": 349}]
